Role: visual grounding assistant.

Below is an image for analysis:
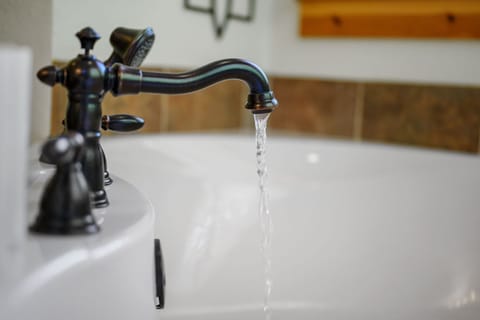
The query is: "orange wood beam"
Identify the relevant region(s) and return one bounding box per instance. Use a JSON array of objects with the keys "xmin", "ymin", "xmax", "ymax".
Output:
[{"xmin": 300, "ymin": 0, "xmax": 480, "ymax": 38}]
